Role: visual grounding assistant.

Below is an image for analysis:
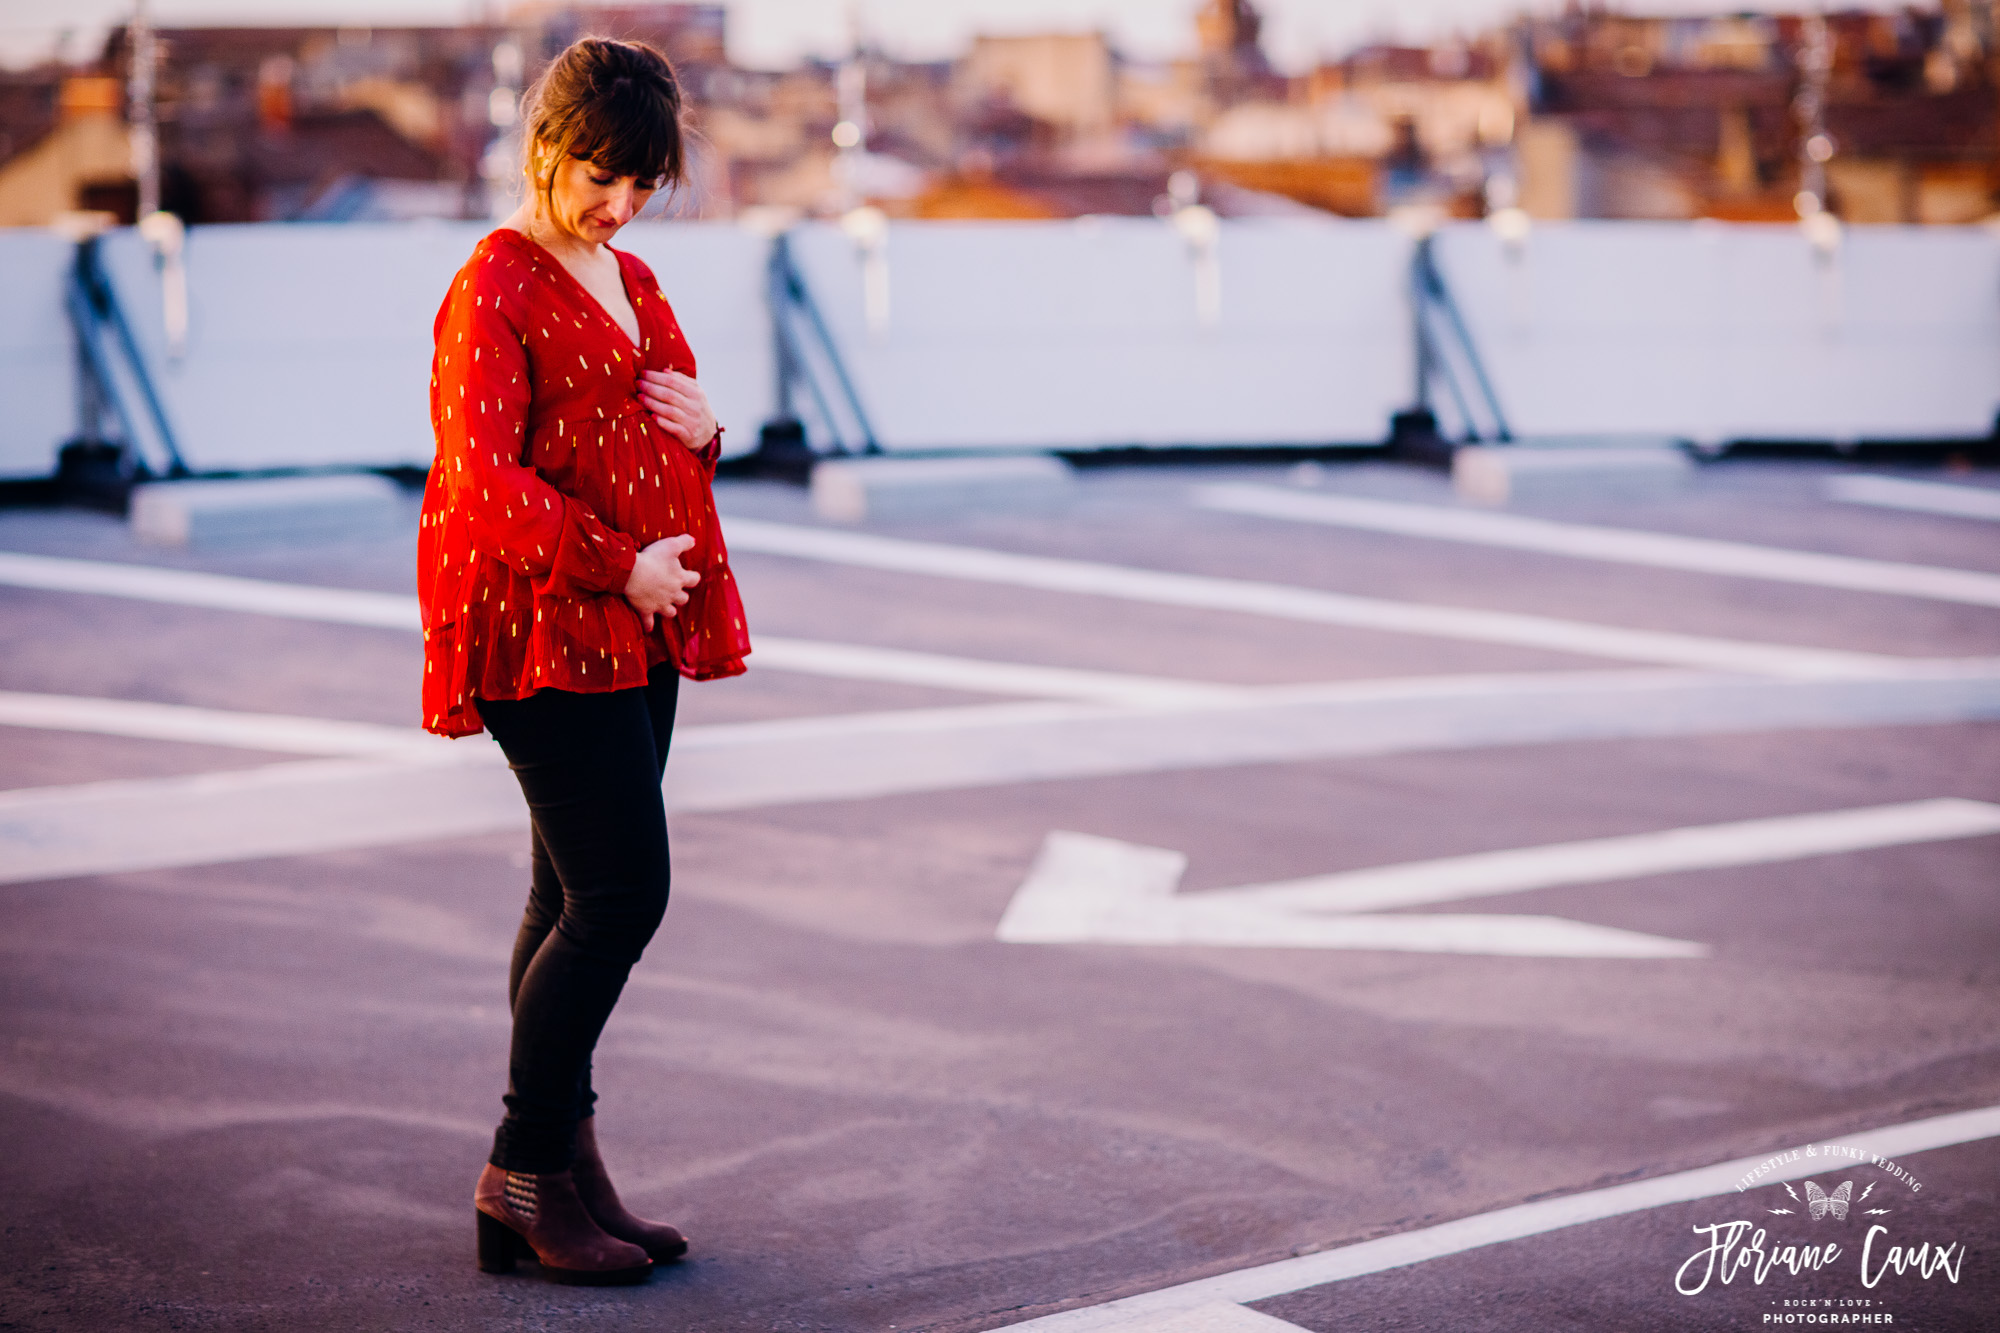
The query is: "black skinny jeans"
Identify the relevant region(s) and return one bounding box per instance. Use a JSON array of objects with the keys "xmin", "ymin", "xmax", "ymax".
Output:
[{"xmin": 475, "ymin": 662, "xmax": 680, "ymax": 1174}]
